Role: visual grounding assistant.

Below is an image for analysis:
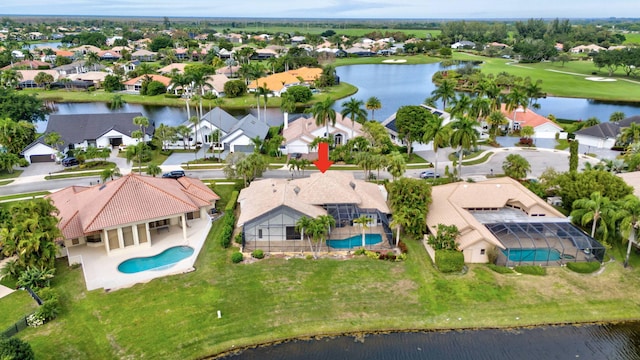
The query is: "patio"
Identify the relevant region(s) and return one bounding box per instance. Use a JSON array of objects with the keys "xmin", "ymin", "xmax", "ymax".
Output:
[{"xmin": 66, "ymin": 217, "xmax": 212, "ymax": 291}]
